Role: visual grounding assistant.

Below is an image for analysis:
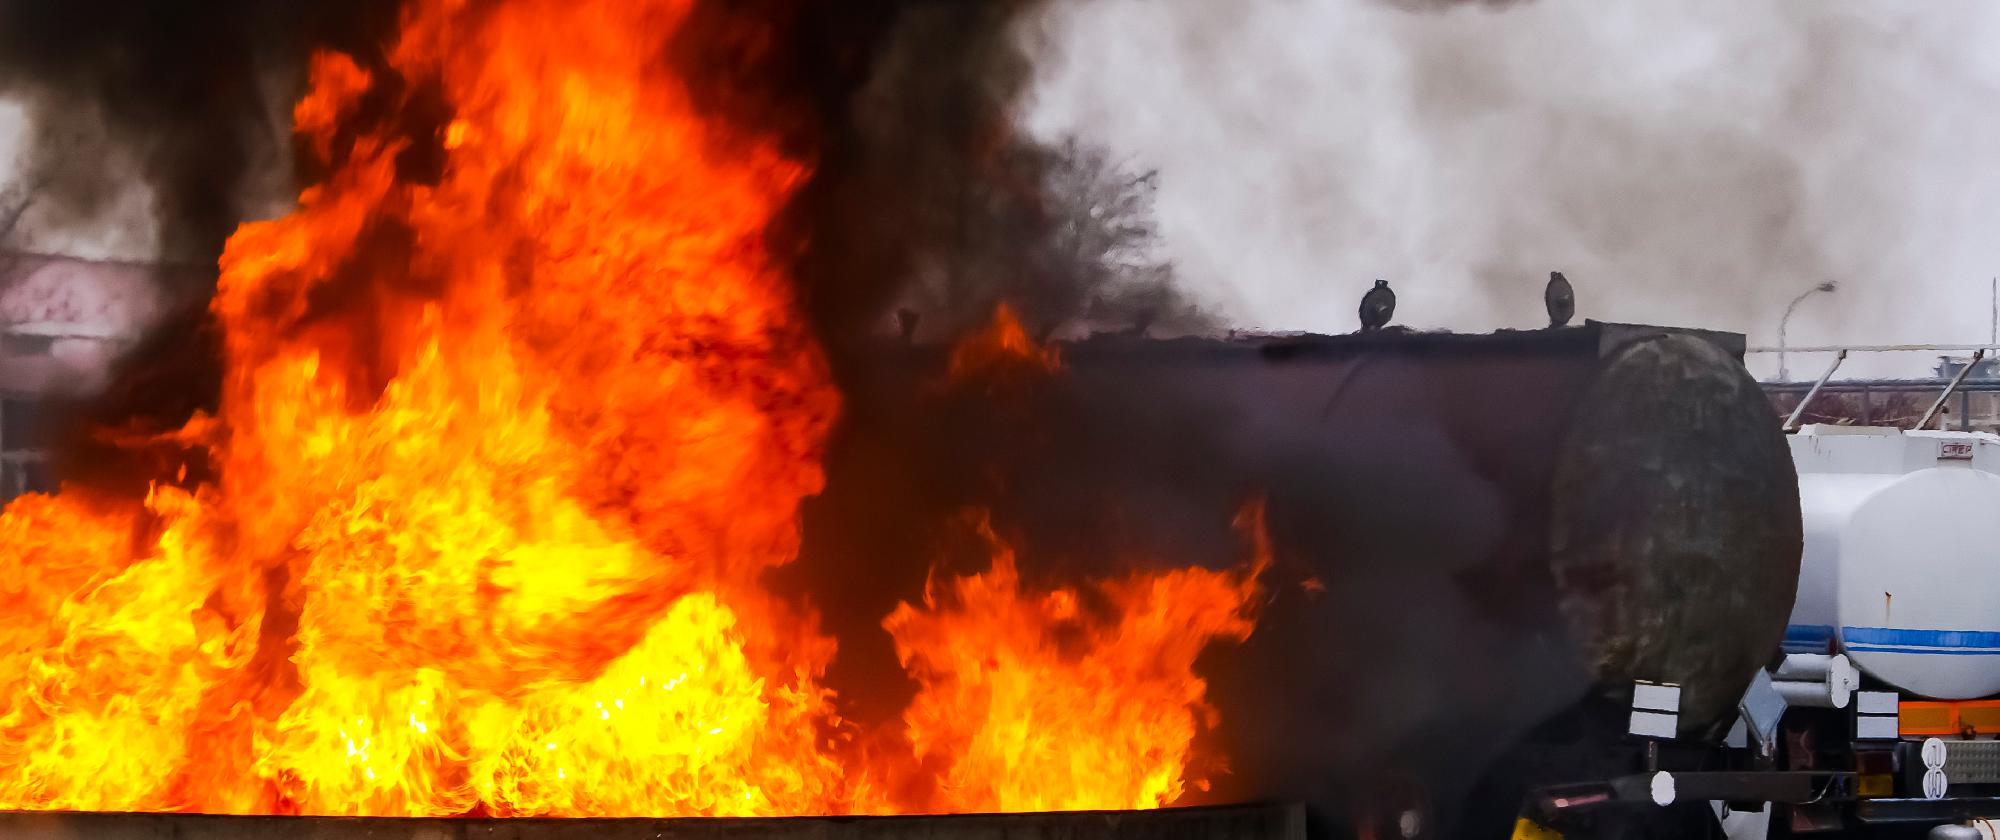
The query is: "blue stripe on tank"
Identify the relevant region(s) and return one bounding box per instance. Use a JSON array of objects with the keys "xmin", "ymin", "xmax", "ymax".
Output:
[
  {"xmin": 1844, "ymin": 645, "xmax": 2000, "ymax": 656},
  {"xmin": 1783, "ymin": 624, "xmax": 1836, "ymax": 653},
  {"xmin": 1841, "ymin": 626, "xmax": 2000, "ymax": 655}
]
